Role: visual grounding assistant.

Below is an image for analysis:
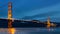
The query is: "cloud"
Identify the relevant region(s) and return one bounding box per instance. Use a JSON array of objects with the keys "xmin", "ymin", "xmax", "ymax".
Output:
[{"xmin": 21, "ymin": 11, "xmax": 60, "ymax": 19}]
